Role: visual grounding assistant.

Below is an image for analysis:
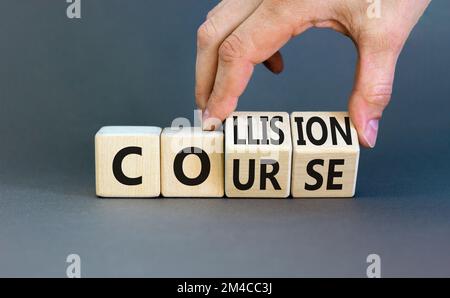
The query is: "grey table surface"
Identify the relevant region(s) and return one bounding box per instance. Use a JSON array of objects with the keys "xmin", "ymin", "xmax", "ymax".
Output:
[{"xmin": 0, "ymin": 1, "xmax": 449, "ymax": 277}]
